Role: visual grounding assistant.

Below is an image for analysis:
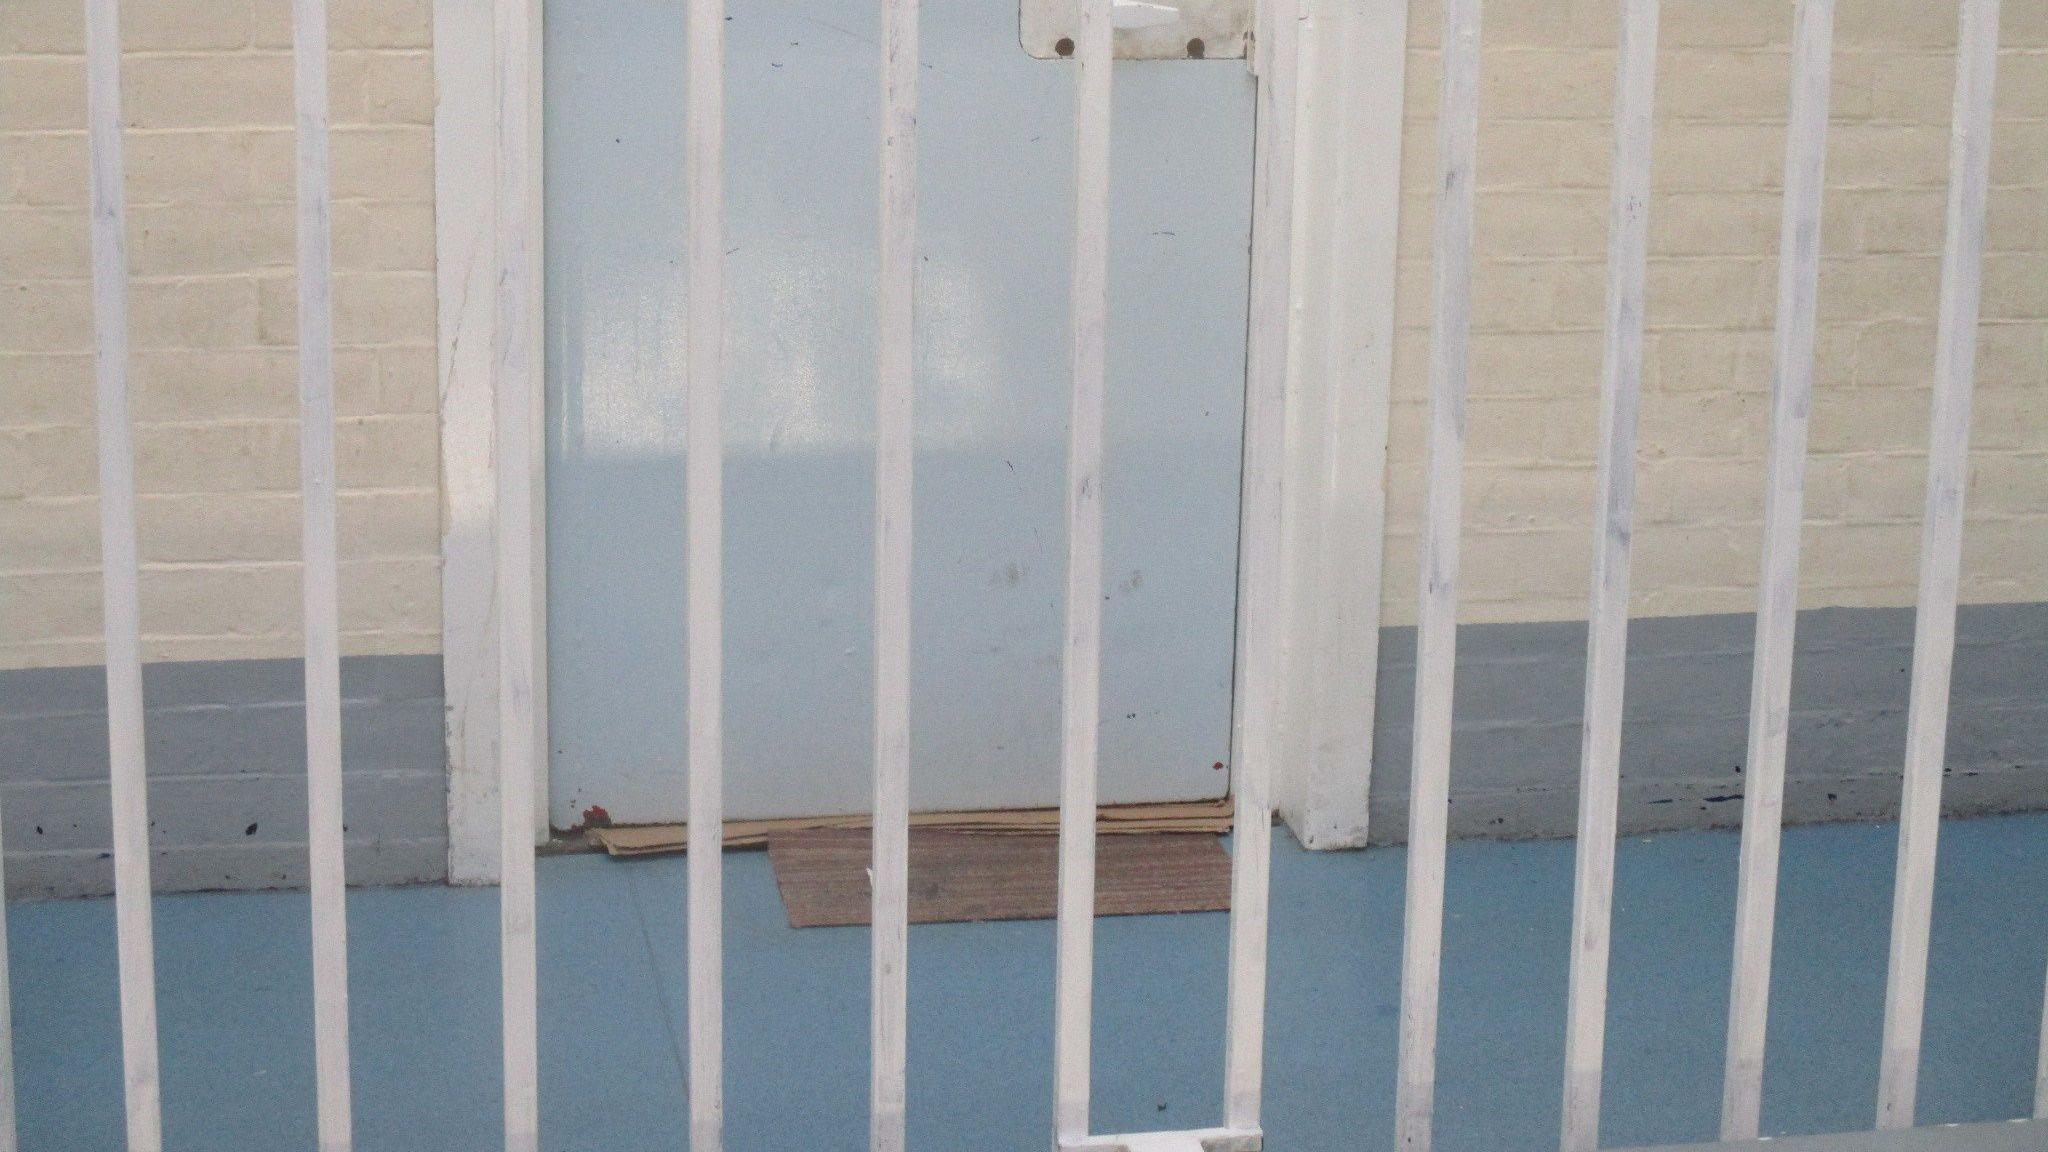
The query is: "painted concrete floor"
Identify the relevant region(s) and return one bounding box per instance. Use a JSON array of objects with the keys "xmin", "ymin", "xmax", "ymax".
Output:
[{"xmin": 9, "ymin": 814, "xmax": 2048, "ymax": 1152}]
